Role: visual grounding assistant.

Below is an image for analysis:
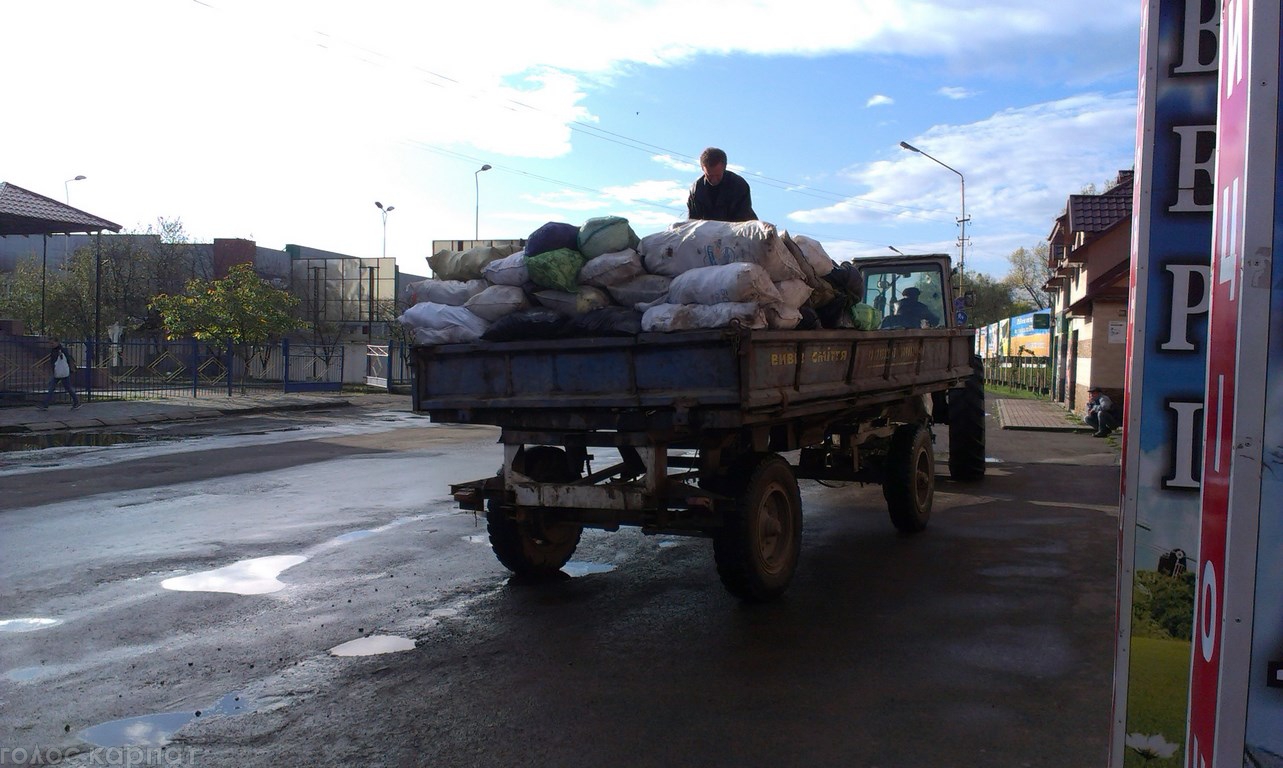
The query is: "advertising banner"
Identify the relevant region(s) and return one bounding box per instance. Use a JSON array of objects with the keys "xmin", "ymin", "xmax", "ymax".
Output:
[
  {"xmin": 1007, "ymin": 311, "xmax": 1051, "ymax": 357},
  {"xmin": 1112, "ymin": 0, "xmax": 1218, "ymax": 765},
  {"xmin": 1190, "ymin": 1, "xmax": 1281, "ymax": 766}
]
